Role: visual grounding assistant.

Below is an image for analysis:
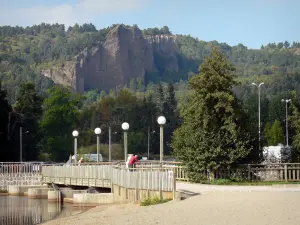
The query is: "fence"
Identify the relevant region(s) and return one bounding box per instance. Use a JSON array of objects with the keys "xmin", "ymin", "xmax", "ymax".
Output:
[
  {"xmin": 132, "ymin": 162, "xmax": 300, "ymax": 182},
  {"xmin": 41, "ymin": 163, "xmax": 113, "ymax": 188},
  {"xmin": 111, "ymin": 165, "xmax": 175, "ymax": 191},
  {"xmin": 0, "ymin": 163, "xmax": 42, "ymax": 191}
]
